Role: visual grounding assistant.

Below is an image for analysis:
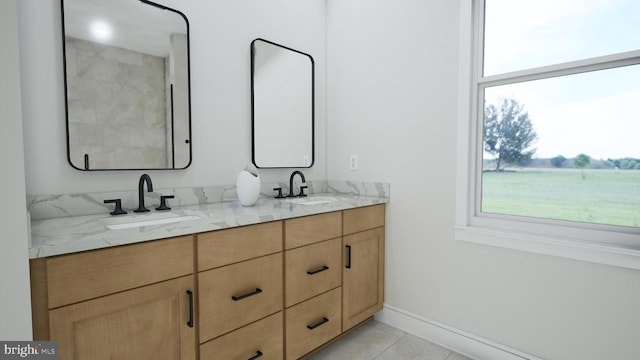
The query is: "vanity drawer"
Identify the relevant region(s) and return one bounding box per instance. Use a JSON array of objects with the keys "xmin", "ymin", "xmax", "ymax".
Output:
[
  {"xmin": 285, "ymin": 287, "xmax": 342, "ymax": 360},
  {"xmin": 198, "ymin": 221, "xmax": 282, "ymax": 271},
  {"xmin": 343, "ymin": 204, "xmax": 385, "ymax": 235},
  {"xmin": 200, "ymin": 311, "xmax": 283, "ymax": 360},
  {"xmin": 285, "ymin": 238, "xmax": 342, "ymax": 308},
  {"xmin": 198, "ymin": 252, "xmax": 283, "ymax": 343},
  {"xmin": 284, "ymin": 212, "xmax": 342, "ymax": 249},
  {"xmin": 46, "ymin": 235, "xmax": 194, "ymax": 309}
]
